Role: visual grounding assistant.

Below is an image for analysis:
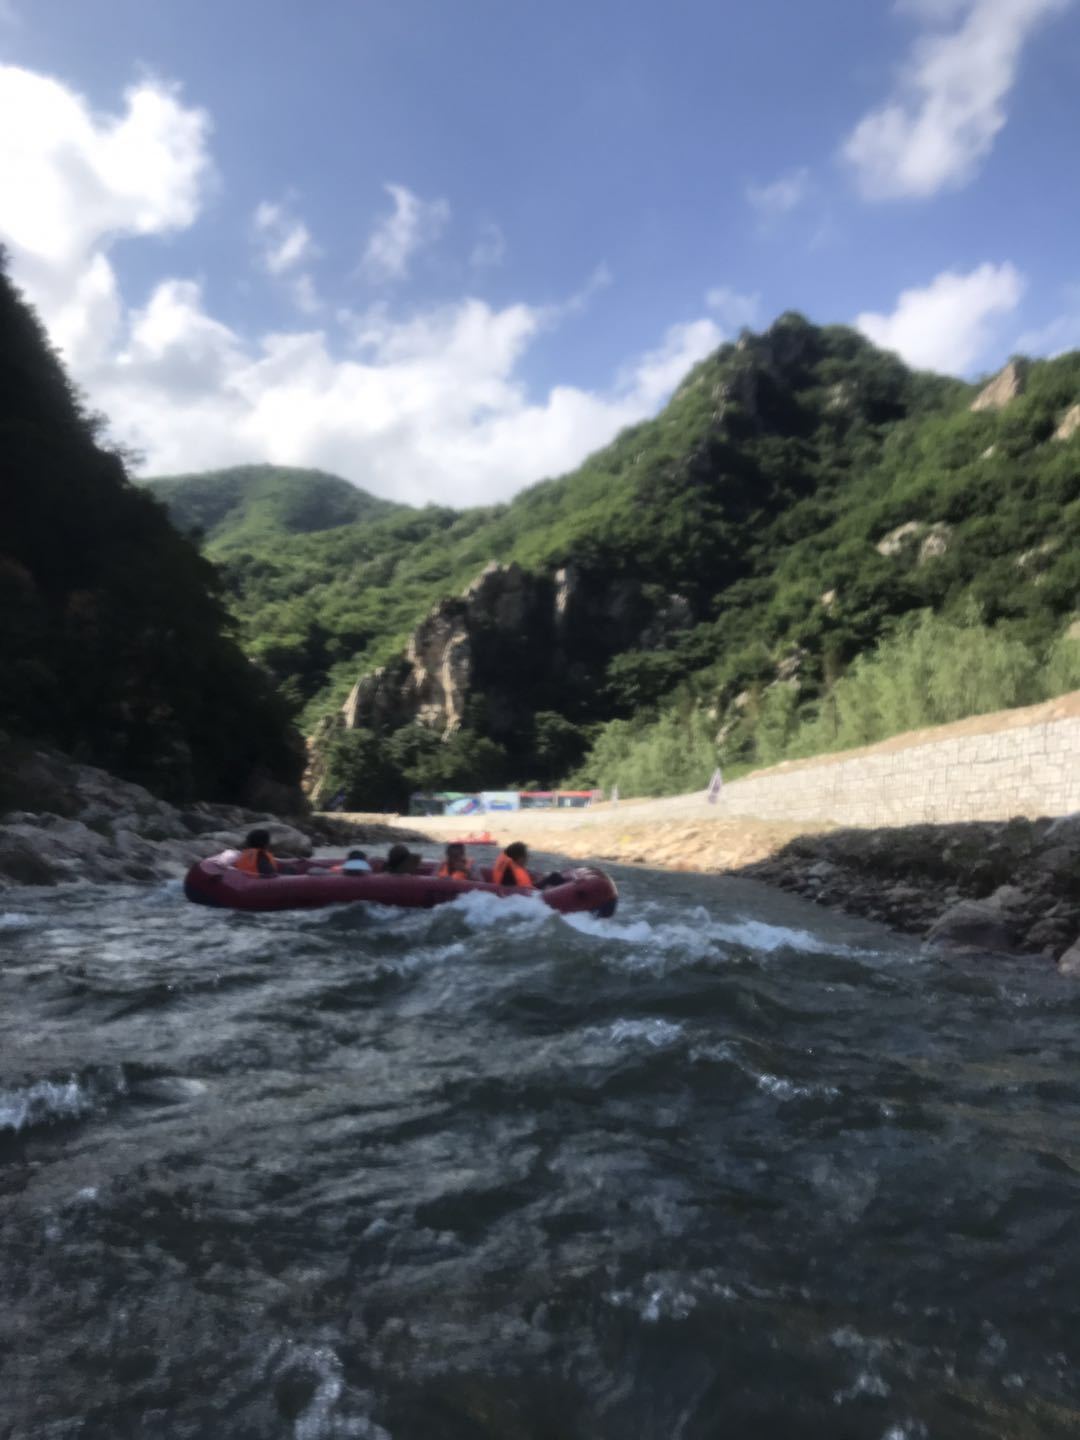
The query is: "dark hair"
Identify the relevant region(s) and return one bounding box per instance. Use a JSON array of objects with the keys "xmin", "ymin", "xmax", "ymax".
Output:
[
  {"xmin": 505, "ymin": 842, "xmax": 528, "ymax": 863},
  {"xmin": 446, "ymin": 842, "xmax": 466, "ymax": 856},
  {"xmin": 245, "ymin": 828, "xmax": 271, "ymax": 850},
  {"xmin": 346, "ymin": 849, "xmax": 367, "ymax": 860},
  {"xmin": 386, "ymin": 843, "xmax": 411, "ymax": 870}
]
